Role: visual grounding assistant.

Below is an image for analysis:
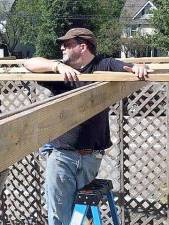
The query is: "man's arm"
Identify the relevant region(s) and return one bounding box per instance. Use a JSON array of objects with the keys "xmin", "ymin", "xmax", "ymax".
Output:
[
  {"xmin": 108, "ymin": 58, "xmax": 152, "ymax": 80},
  {"xmin": 124, "ymin": 64, "xmax": 153, "ymax": 80},
  {"xmin": 24, "ymin": 57, "xmax": 80, "ymax": 82}
]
